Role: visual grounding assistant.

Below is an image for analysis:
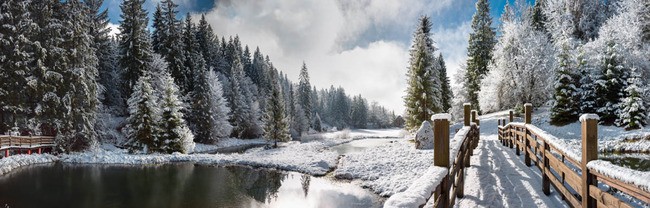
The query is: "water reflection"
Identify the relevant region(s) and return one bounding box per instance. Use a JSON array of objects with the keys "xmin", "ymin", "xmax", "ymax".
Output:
[{"xmin": 0, "ymin": 163, "xmax": 382, "ymax": 208}]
